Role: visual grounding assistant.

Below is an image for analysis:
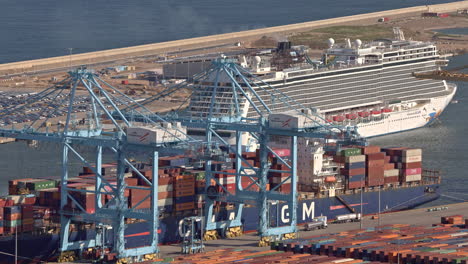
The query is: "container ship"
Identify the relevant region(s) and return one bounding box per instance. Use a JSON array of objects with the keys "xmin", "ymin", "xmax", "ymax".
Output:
[
  {"xmin": 185, "ymin": 28, "xmax": 456, "ymax": 144},
  {"xmin": 0, "ymin": 143, "xmax": 441, "ymax": 262}
]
